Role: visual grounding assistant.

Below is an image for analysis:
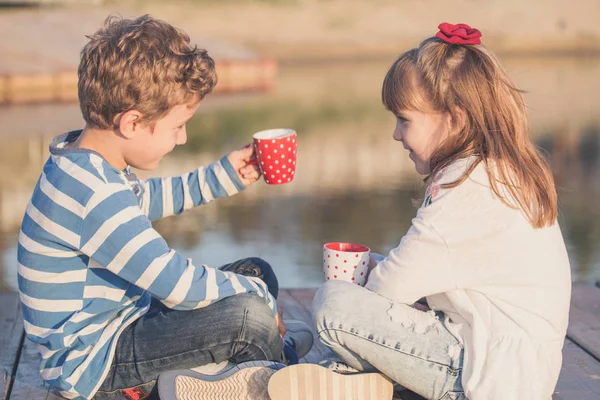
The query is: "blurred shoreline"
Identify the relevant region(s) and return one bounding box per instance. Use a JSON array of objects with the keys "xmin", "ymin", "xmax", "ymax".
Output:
[
  {"xmin": 2, "ymin": 0, "xmax": 599, "ymax": 105},
  {"xmin": 1, "ymin": 0, "xmax": 599, "ymax": 67},
  {"xmin": 131, "ymin": 0, "xmax": 600, "ymax": 61}
]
